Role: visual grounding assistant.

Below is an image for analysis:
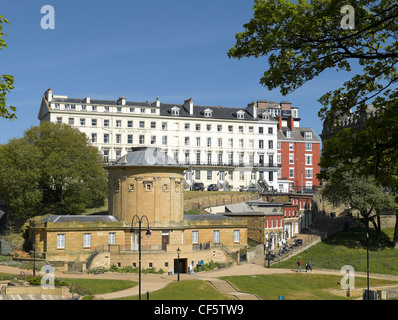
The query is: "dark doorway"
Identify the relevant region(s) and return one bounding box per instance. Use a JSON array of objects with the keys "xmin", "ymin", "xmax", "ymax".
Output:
[
  {"xmin": 174, "ymin": 258, "xmax": 187, "ymax": 274},
  {"xmin": 162, "ymin": 233, "xmax": 169, "ymax": 251}
]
